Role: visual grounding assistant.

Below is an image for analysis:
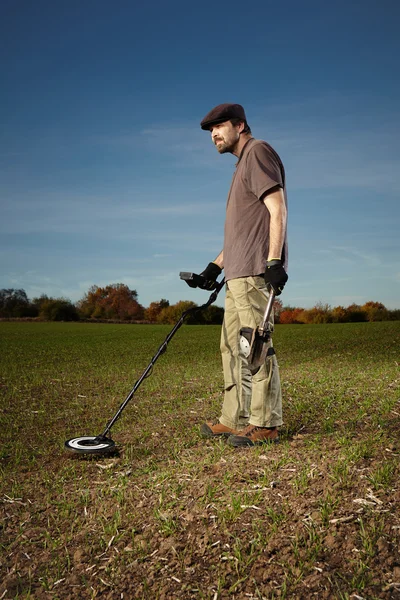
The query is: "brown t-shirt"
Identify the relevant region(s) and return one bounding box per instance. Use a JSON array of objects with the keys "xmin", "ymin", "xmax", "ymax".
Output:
[{"xmin": 223, "ymin": 138, "xmax": 288, "ymax": 281}]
